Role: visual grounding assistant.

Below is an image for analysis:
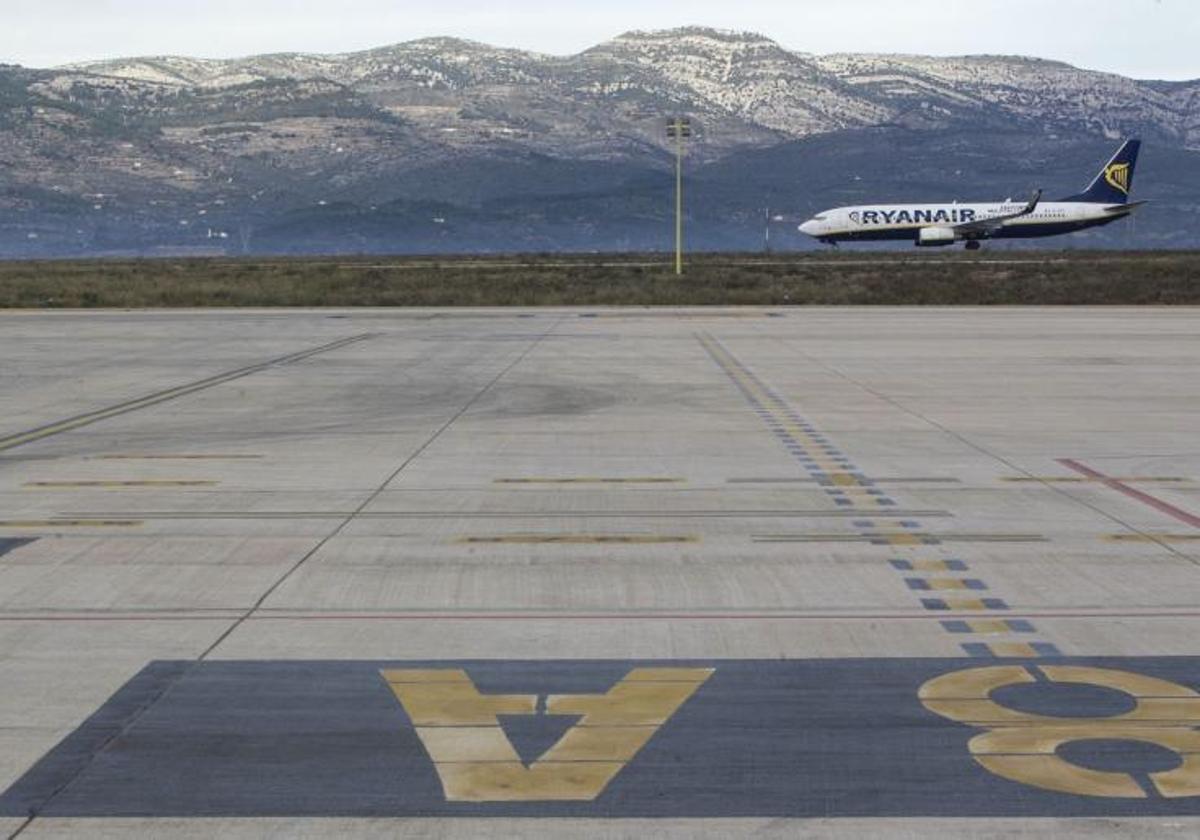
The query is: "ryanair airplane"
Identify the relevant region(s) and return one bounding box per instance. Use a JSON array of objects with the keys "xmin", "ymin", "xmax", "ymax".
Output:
[{"xmin": 799, "ymin": 140, "xmax": 1143, "ymax": 250}]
